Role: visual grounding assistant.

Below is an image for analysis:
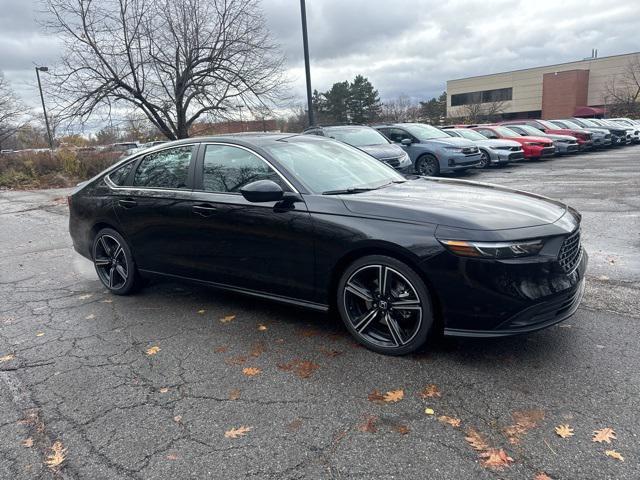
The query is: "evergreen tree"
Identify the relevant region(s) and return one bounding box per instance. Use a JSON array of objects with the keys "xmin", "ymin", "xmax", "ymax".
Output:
[
  {"xmin": 348, "ymin": 75, "xmax": 382, "ymax": 123},
  {"xmin": 419, "ymin": 91, "xmax": 447, "ymax": 124}
]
